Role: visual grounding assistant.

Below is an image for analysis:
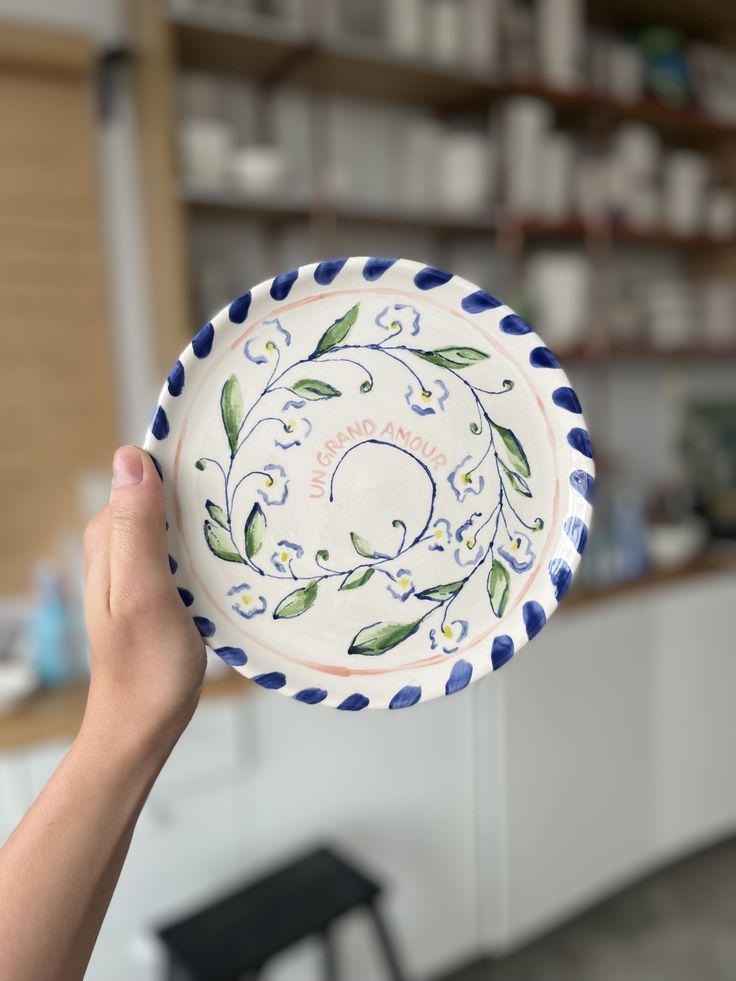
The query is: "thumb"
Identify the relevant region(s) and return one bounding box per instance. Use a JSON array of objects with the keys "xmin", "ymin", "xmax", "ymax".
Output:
[{"xmin": 108, "ymin": 445, "xmax": 172, "ymax": 619}]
